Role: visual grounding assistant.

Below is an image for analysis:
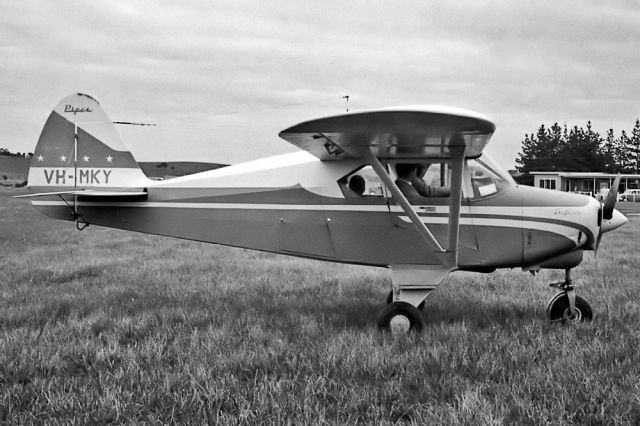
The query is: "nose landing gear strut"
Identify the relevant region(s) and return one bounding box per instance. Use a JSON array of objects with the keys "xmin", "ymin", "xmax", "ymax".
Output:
[{"xmin": 547, "ymin": 268, "xmax": 593, "ymax": 323}]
